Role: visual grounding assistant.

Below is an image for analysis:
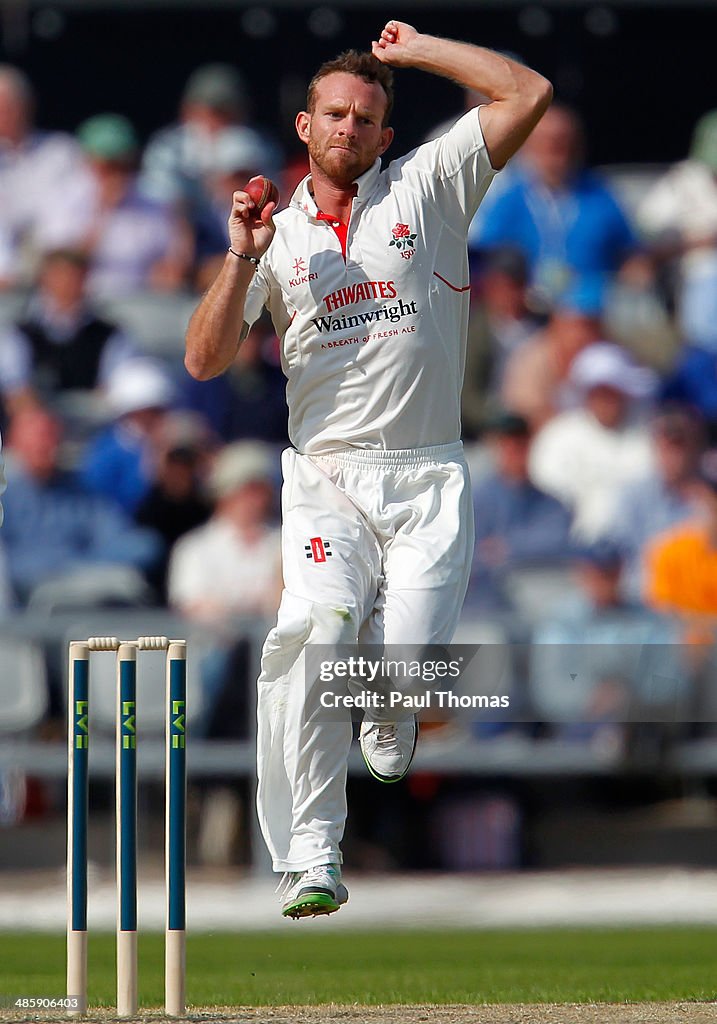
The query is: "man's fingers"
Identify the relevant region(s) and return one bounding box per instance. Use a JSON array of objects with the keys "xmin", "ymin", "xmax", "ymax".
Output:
[
  {"xmin": 230, "ymin": 190, "xmax": 256, "ymax": 219},
  {"xmin": 368, "ymin": 19, "xmax": 409, "ymax": 61},
  {"xmin": 260, "ymin": 201, "xmax": 277, "ymax": 227}
]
